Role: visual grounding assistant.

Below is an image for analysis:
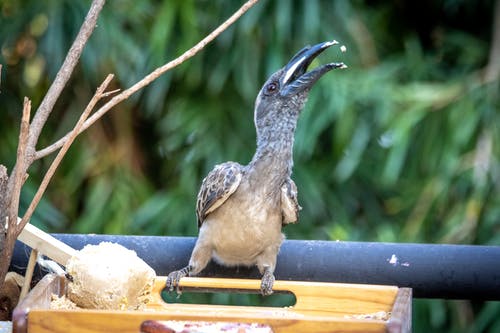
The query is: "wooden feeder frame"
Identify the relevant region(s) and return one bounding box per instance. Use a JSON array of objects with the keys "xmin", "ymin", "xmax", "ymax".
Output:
[{"xmin": 13, "ymin": 274, "xmax": 411, "ymax": 333}]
